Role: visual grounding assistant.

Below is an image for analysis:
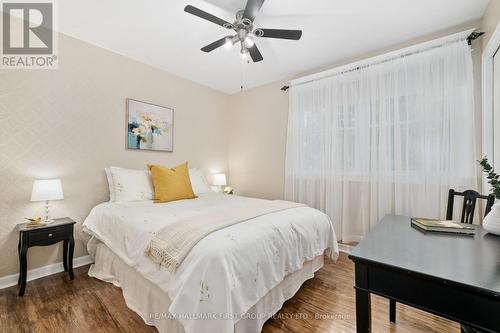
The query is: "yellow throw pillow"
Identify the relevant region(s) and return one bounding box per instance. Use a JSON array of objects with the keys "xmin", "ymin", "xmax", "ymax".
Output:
[{"xmin": 148, "ymin": 162, "xmax": 197, "ymax": 203}]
